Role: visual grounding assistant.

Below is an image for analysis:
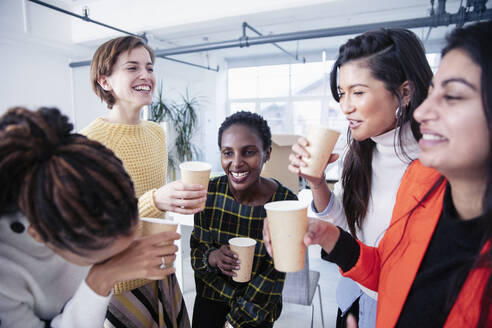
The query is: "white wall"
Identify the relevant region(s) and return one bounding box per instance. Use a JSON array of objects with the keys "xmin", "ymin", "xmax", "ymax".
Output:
[
  {"xmin": 0, "ymin": 0, "xmax": 91, "ymax": 123},
  {"xmin": 152, "ymin": 53, "xmax": 228, "ymax": 171},
  {"xmin": 0, "ymin": 1, "xmax": 227, "ymax": 172}
]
